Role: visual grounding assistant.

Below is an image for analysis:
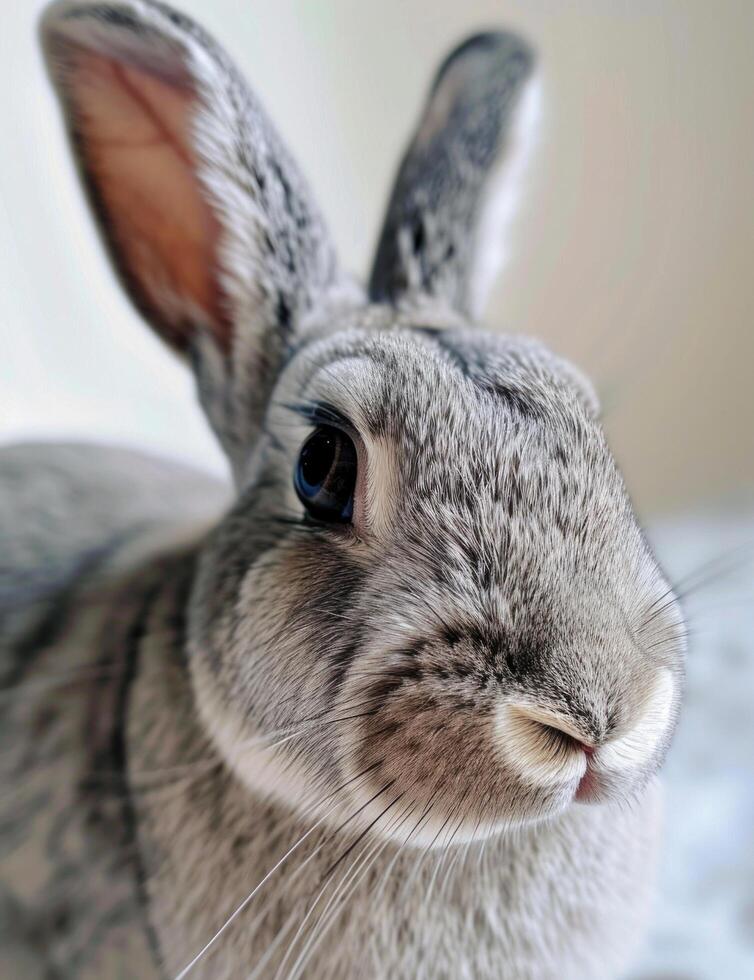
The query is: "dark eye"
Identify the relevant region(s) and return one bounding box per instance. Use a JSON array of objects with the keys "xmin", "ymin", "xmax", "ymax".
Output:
[{"xmin": 294, "ymin": 426, "xmax": 357, "ymax": 523}]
